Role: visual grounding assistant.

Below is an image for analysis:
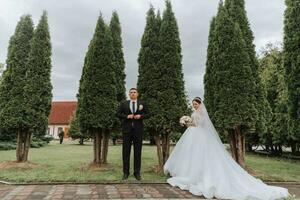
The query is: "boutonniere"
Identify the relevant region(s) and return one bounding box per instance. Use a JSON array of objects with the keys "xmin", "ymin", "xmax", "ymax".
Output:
[{"xmin": 139, "ymin": 104, "xmax": 143, "ymax": 111}]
